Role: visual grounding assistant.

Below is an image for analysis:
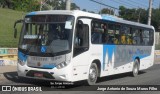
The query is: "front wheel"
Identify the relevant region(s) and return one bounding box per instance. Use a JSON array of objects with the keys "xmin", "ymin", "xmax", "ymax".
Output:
[
  {"xmin": 87, "ymin": 63, "xmax": 98, "ymax": 85},
  {"xmin": 132, "ymin": 59, "xmax": 140, "ymax": 77}
]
